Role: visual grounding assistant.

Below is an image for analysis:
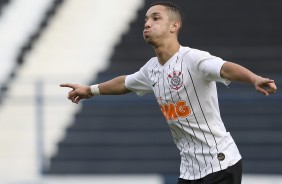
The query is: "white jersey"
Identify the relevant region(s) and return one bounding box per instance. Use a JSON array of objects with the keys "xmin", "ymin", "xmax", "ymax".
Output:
[{"xmin": 125, "ymin": 46, "xmax": 241, "ymax": 180}]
